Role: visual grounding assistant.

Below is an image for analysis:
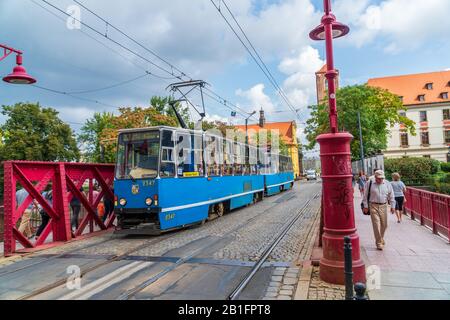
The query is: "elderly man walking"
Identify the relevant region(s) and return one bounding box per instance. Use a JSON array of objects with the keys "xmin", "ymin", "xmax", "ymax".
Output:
[{"xmin": 362, "ymin": 170, "xmax": 395, "ymax": 250}]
